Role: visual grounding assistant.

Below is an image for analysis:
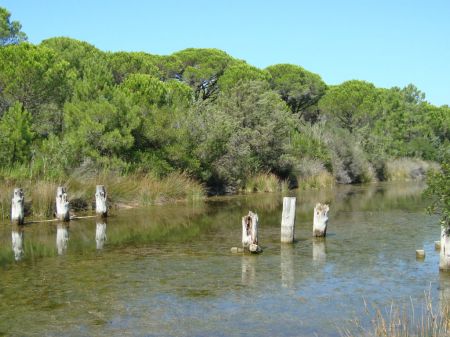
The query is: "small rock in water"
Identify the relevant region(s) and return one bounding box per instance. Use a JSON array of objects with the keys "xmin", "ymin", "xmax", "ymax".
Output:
[
  {"xmin": 230, "ymin": 247, "xmax": 244, "ymax": 253},
  {"xmin": 249, "ymin": 244, "xmax": 262, "ymax": 254}
]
